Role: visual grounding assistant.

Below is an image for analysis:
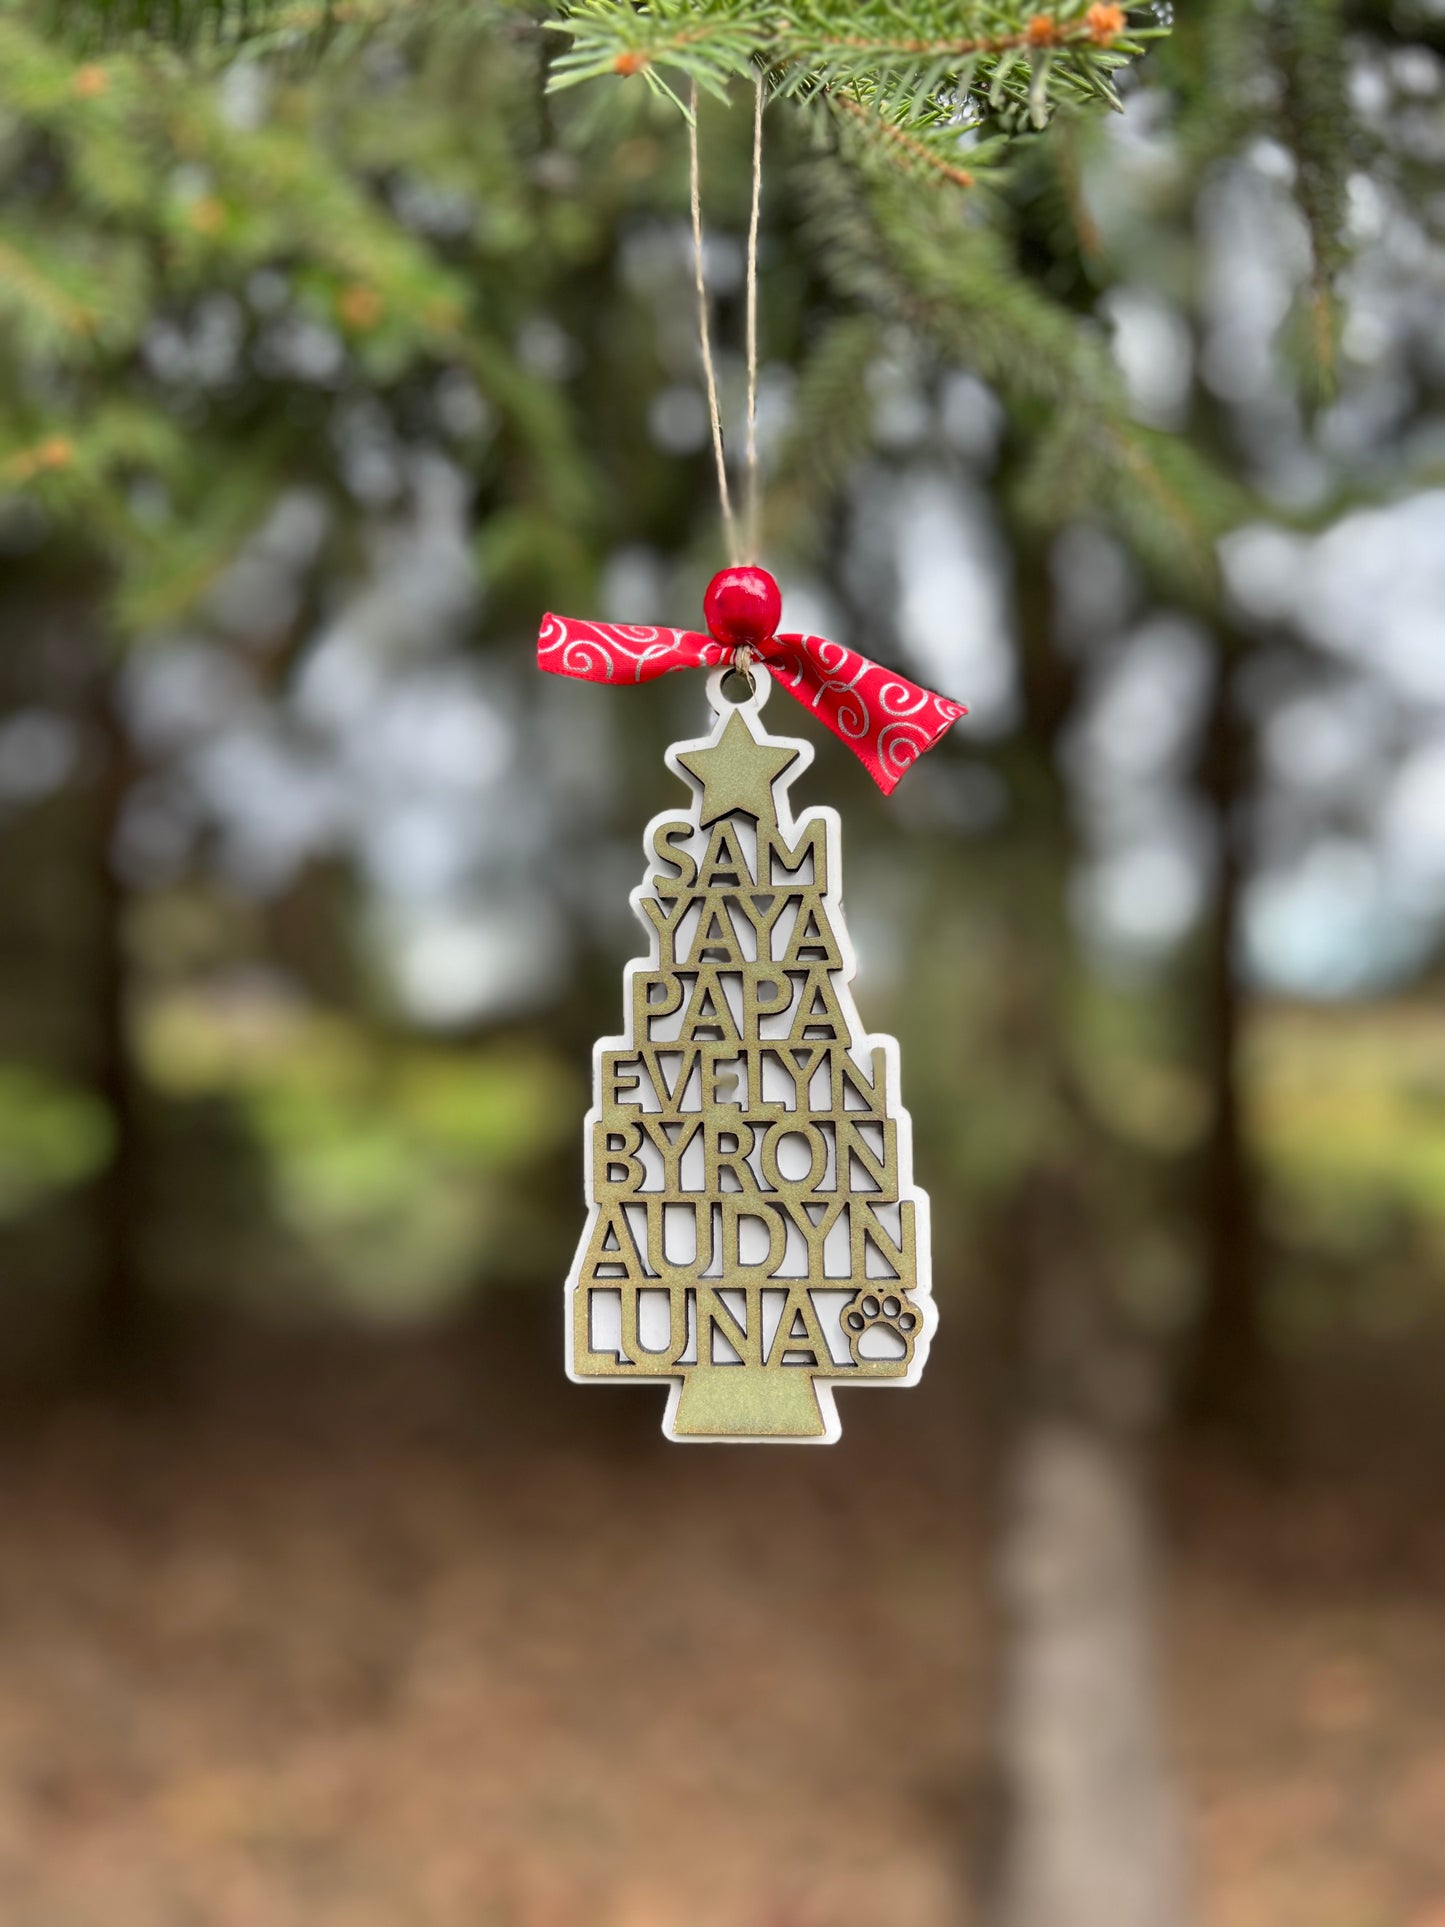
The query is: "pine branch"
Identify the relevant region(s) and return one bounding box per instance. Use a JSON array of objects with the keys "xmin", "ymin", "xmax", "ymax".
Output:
[
  {"xmin": 545, "ymin": 0, "xmax": 770, "ymax": 112},
  {"xmin": 803, "ymin": 165, "xmax": 1241, "ymax": 598},
  {"xmin": 0, "ymin": 402, "xmax": 187, "ymax": 539},
  {"xmin": 547, "ymin": 0, "xmax": 1161, "ymax": 156},
  {"xmin": 819, "ymin": 85, "xmax": 982, "ymax": 189},
  {"xmin": 43, "ymin": 0, "xmax": 1166, "ymax": 187},
  {"xmin": 113, "ymin": 453, "xmax": 293, "ymax": 628},
  {"xmin": 2, "ymin": 0, "xmax": 620, "ymax": 638},
  {"xmin": 1, "ymin": 6, "xmax": 472, "ymax": 348},
  {"xmin": 1271, "ymin": 0, "xmax": 1351, "ymax": 398},
  {"xmin": 1171, "ymin": 0, "xmax": 1358, "ymax": 405},
  {"xmin": 766, "ymin": 311, "xmax": 888, "ymax": 550},
  {"xmin": 161, "ymin": 97, "xmax": 472, "ymax": 329},
  {"xmin": 778, "ymin": 0, "xmax": 1159, "ymax": 123},
  {"xmin": 1017, "ymin": 407, "xmax": 1241, "ymax": 598},
  {"xmin": 42, "ymin": 0, "xmax": 475, "ymax": 56},
  {"xmin": 0, "ymin": 222, "xmax": 150, "ymax": 356},
  {"xmin": 0, "ymin": 16, "xmax": 156, "ymax": 212}
]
